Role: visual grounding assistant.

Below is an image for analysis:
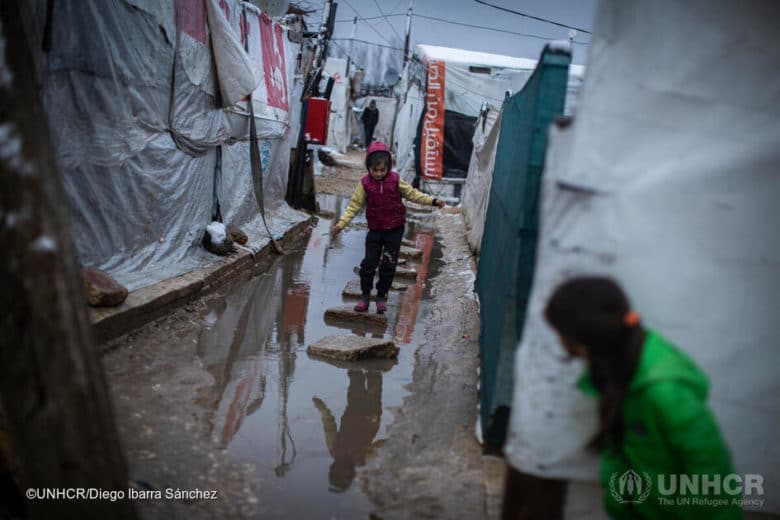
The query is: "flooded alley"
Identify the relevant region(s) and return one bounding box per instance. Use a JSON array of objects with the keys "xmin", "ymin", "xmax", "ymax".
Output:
[{"xmin": 101, "ymin": 154, "xmax": 484, "ymax": 519}]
